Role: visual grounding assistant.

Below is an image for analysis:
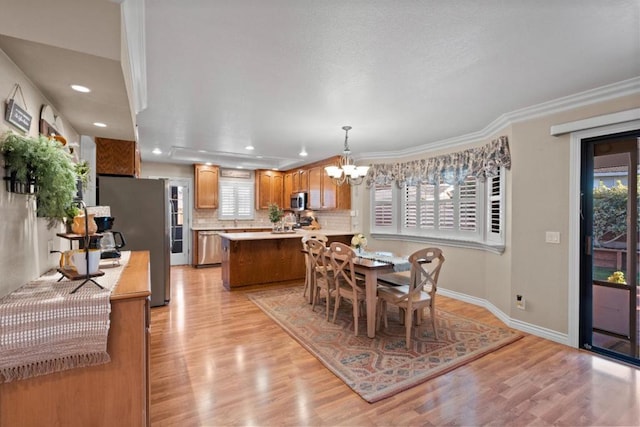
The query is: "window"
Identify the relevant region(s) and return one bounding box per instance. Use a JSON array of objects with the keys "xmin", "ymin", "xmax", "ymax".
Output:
[
  {"xmin": 218, "ymin": 179, "xmax": 254, "ymax": 220},
  {"xmin": 371, "ymin": 168, "xmax": 505, "ymax": 251}
]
